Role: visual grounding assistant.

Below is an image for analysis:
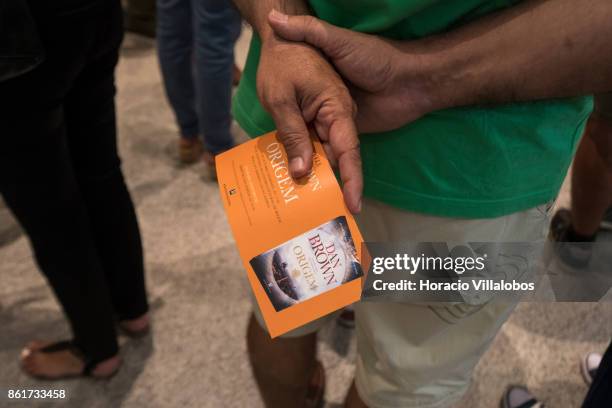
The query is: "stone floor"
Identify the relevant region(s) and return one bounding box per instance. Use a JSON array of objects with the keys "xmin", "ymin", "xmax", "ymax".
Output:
[{"xmin": 1, "ymin": 30, "xmax": 611, "ymax": 408}]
